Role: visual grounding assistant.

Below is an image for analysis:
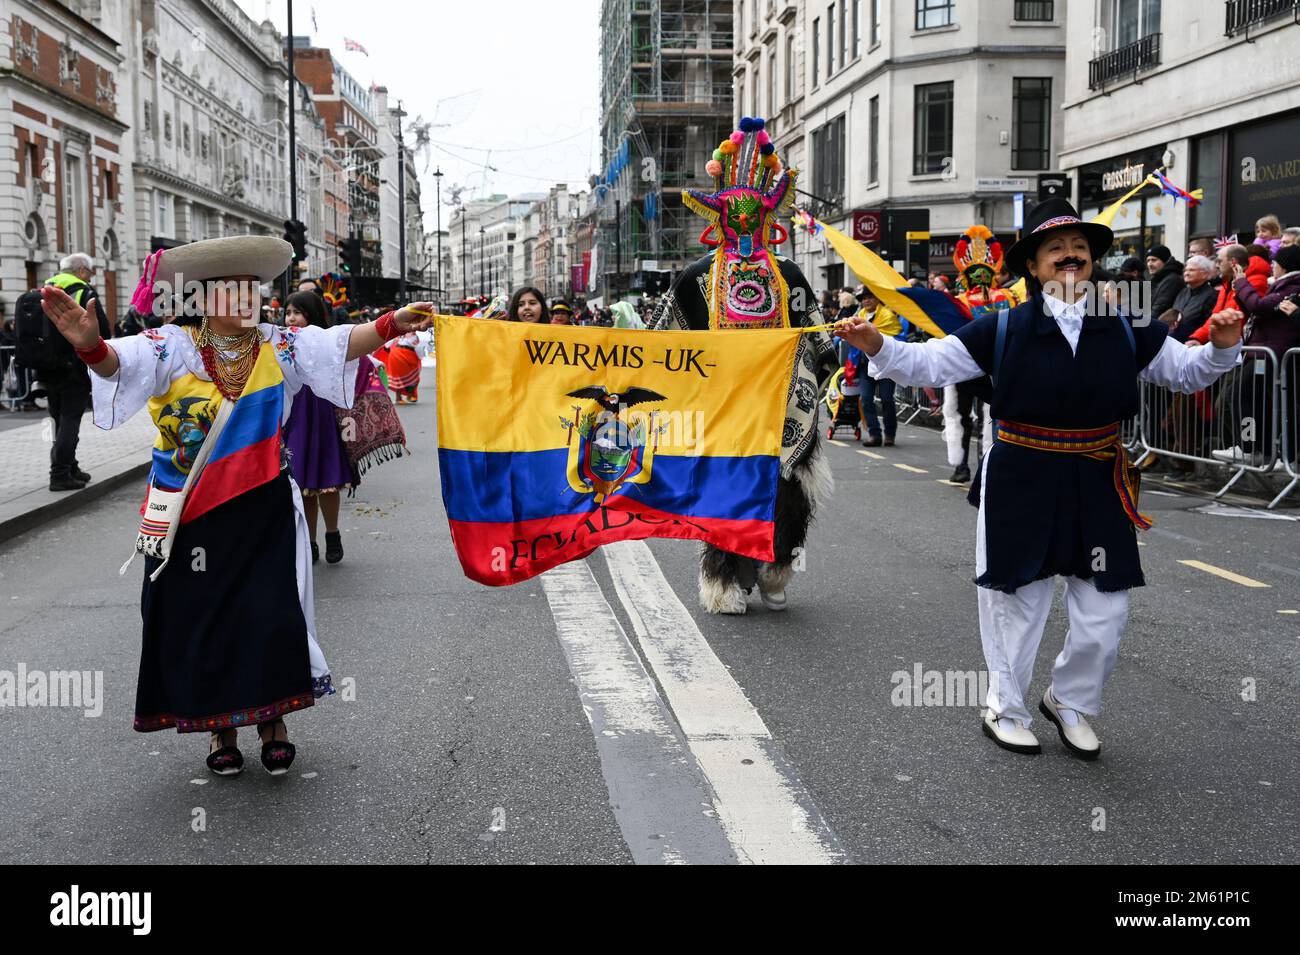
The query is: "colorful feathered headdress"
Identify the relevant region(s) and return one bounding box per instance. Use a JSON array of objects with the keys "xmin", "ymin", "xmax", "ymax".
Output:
[
  {"xmin": 681, "ymin": 117, "xmax": 797, "ymax": 329},
  {"xmin": 683, "ymin": 116, "xmax": 795, "ymax": 258},
  {"xmin": 953, "ymin": 225, "xmax": 1004, "ymax": 285}
]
